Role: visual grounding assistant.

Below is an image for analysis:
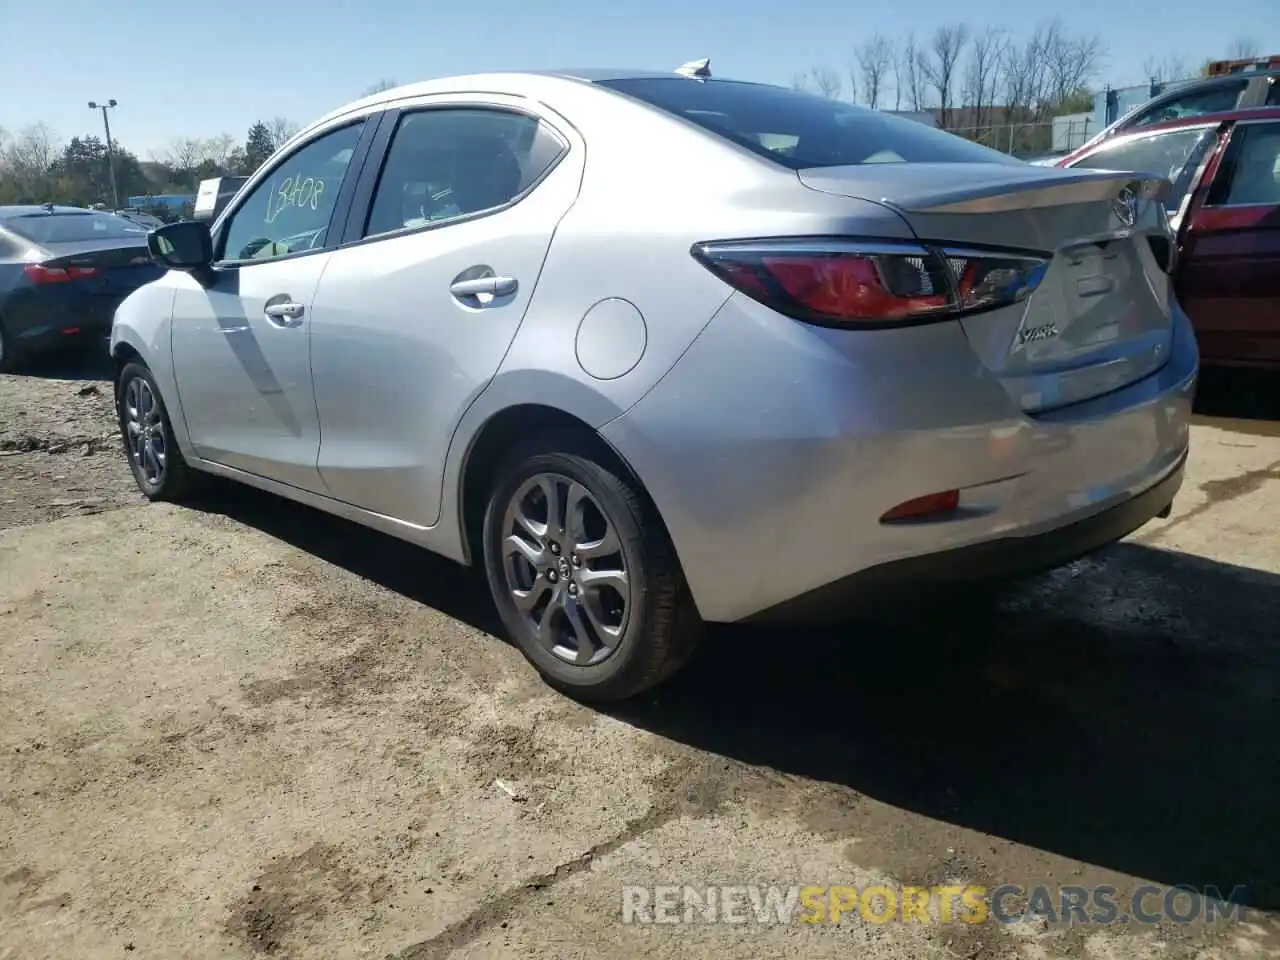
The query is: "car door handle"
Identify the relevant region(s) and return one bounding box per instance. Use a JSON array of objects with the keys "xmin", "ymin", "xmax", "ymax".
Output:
[
  {"xmin": 450, "ymin": 276, "xmax": 518, "ymax": 299},
  {"xmin": 264, "ymin": 301, "xmax": 305, "ymax": 326}
]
